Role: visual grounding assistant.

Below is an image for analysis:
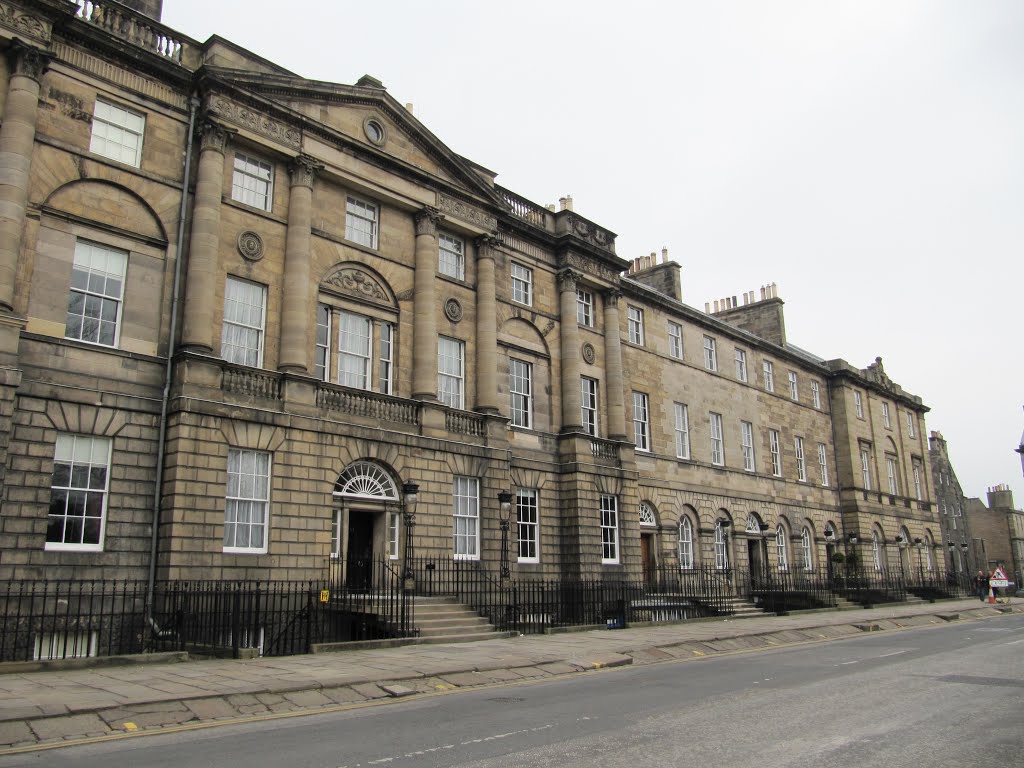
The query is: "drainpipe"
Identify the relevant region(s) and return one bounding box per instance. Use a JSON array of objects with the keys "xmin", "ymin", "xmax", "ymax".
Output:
[{"xmin": 147, "ymin": 94, "xmax": 199, "ymax": 616}]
